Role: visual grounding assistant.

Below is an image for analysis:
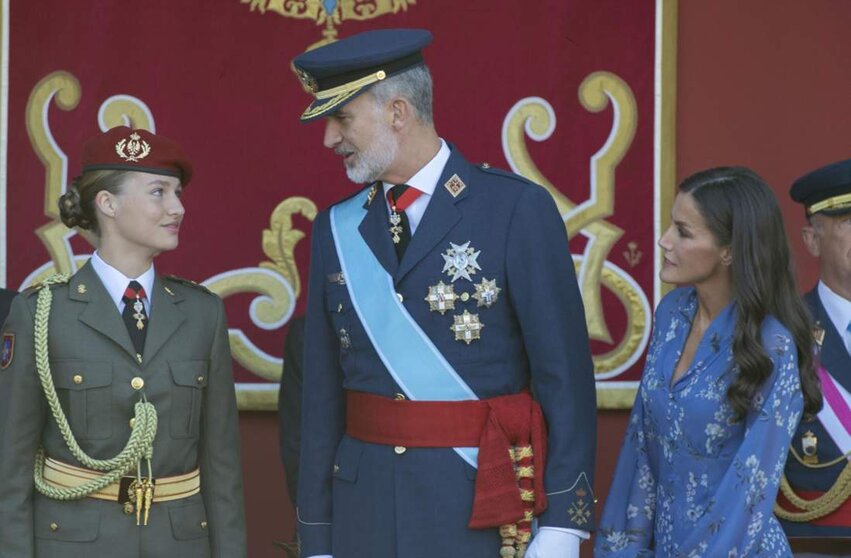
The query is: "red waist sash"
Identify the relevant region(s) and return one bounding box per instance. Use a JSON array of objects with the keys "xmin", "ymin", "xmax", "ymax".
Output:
[
  {"xmin": 345, "ymin": 390, "xmax": 548, "ymax": 529},
  {"xmin": 777, "ymin": 489, "xmax": 851, "ymax": 527}
]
